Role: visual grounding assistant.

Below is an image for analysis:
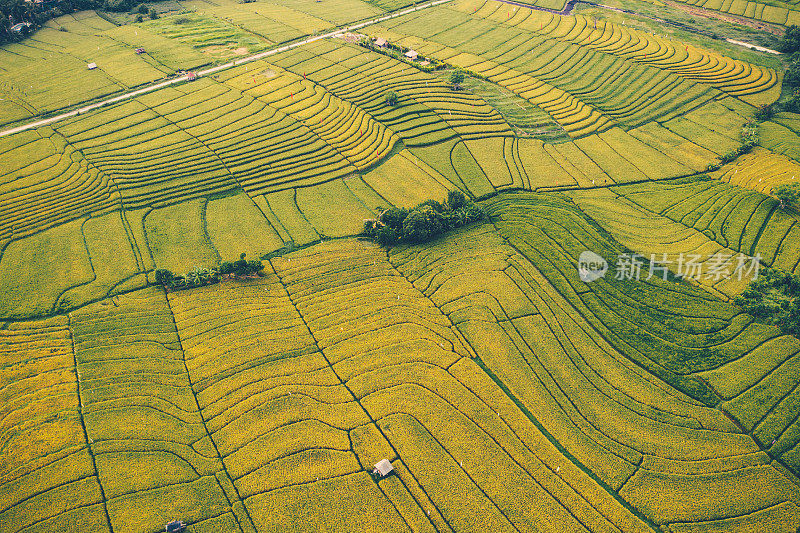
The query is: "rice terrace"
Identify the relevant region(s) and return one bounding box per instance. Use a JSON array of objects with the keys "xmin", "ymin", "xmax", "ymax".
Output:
[{"xmin": 4, "ymin": 0, "xmax": 800, "ymax": 529}]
